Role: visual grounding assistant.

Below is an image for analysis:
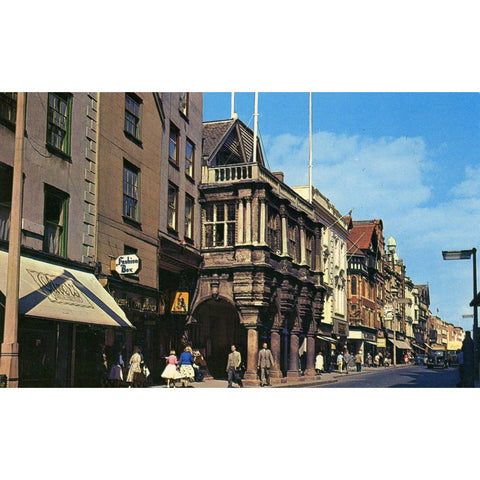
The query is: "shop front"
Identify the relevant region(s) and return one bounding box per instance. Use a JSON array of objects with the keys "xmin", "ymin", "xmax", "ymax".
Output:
[
  {"xmin": 0, "ymin": 251, "xmax": 133, "ymax": 387},
  {"xmin": 347, "ymin": 328, "xmax": 378, "ymax": 363}
]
